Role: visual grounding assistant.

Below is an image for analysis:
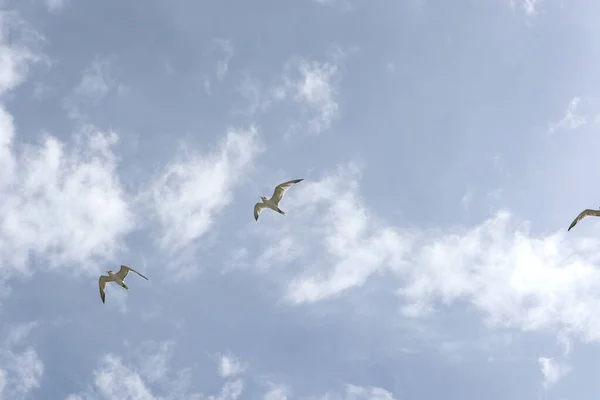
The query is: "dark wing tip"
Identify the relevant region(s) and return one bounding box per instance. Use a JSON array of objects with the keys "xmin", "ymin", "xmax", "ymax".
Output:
[{"xmin": 568, "ymin": 219, "xmax": 578, "ymax": 231}]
